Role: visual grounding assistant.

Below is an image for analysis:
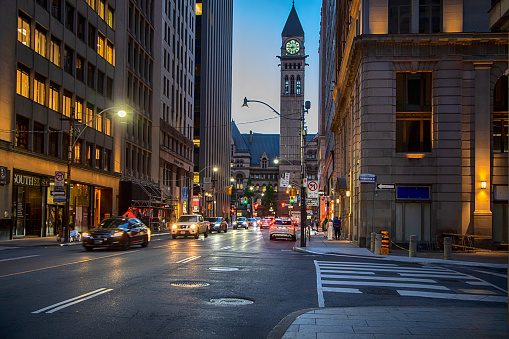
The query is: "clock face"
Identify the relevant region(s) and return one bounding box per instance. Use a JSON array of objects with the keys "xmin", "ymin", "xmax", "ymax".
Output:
[{"xmin": 285, "ymin": 40, "xmax": 300, "ymax": 54}]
